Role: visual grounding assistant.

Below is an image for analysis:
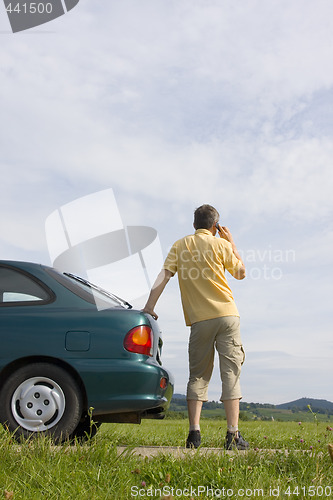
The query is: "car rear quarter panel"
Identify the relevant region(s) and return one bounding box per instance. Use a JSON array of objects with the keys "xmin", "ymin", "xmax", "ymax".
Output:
[{"xmin": 0, "ymin": 304, "xmax": 172, "ymax": 415}]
